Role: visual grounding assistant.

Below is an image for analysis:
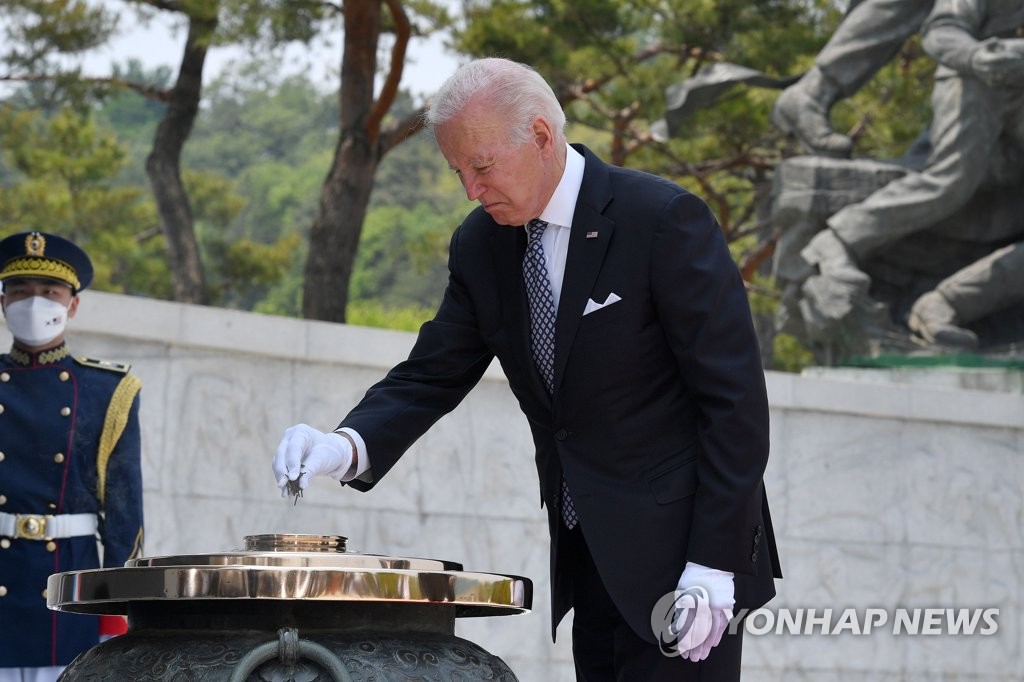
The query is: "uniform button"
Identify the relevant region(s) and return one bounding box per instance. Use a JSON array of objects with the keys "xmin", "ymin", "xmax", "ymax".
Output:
[
  {"xmin": 0, "ymin": 452, "xmax": 4, "ymax": 462},
  {"xmin": 555, "ymin": 429, "xmax": 569, "ymax": 441},
  {"xmin": 46, "ymin": 541, "xmax": 56, "ymax": 552},
  {"xmin": 59, "ymin": 371, "xmax": 70, "ymax": 382},
  {"xmin": 54, "ymin": 453, "xmax": 65, "ymax": 464},
  {"xmin": 48, "ymin": 503, "xmax": 57, "ymax": 510},
  {"xmin": 41, "ymin": 589, "xmax": 47, "ymax": 599},
  {"xmin": 751, "ymin": 552, "xmax": 758, "ymax": 563},
  {"xmin": 60, "ymin": 407, "xmax": 71, "ymax": 417},
  {"xmin": 0, "ymin": 372, "xmax": 9, "ymax": 382},
  {"xmin": 0, "ymin": 539, "xmax": 10, "ymax": 549},
  {"xmin": 0, "ymin": 404, "xmax": 4, "ymax": 414},
  {"xmin": 0, "ymin": 494, "xmax": 6, "ymax": 505},
  {"xmin": 0, "ymin": 586, "xmax": 7, "ymax": 597}
]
